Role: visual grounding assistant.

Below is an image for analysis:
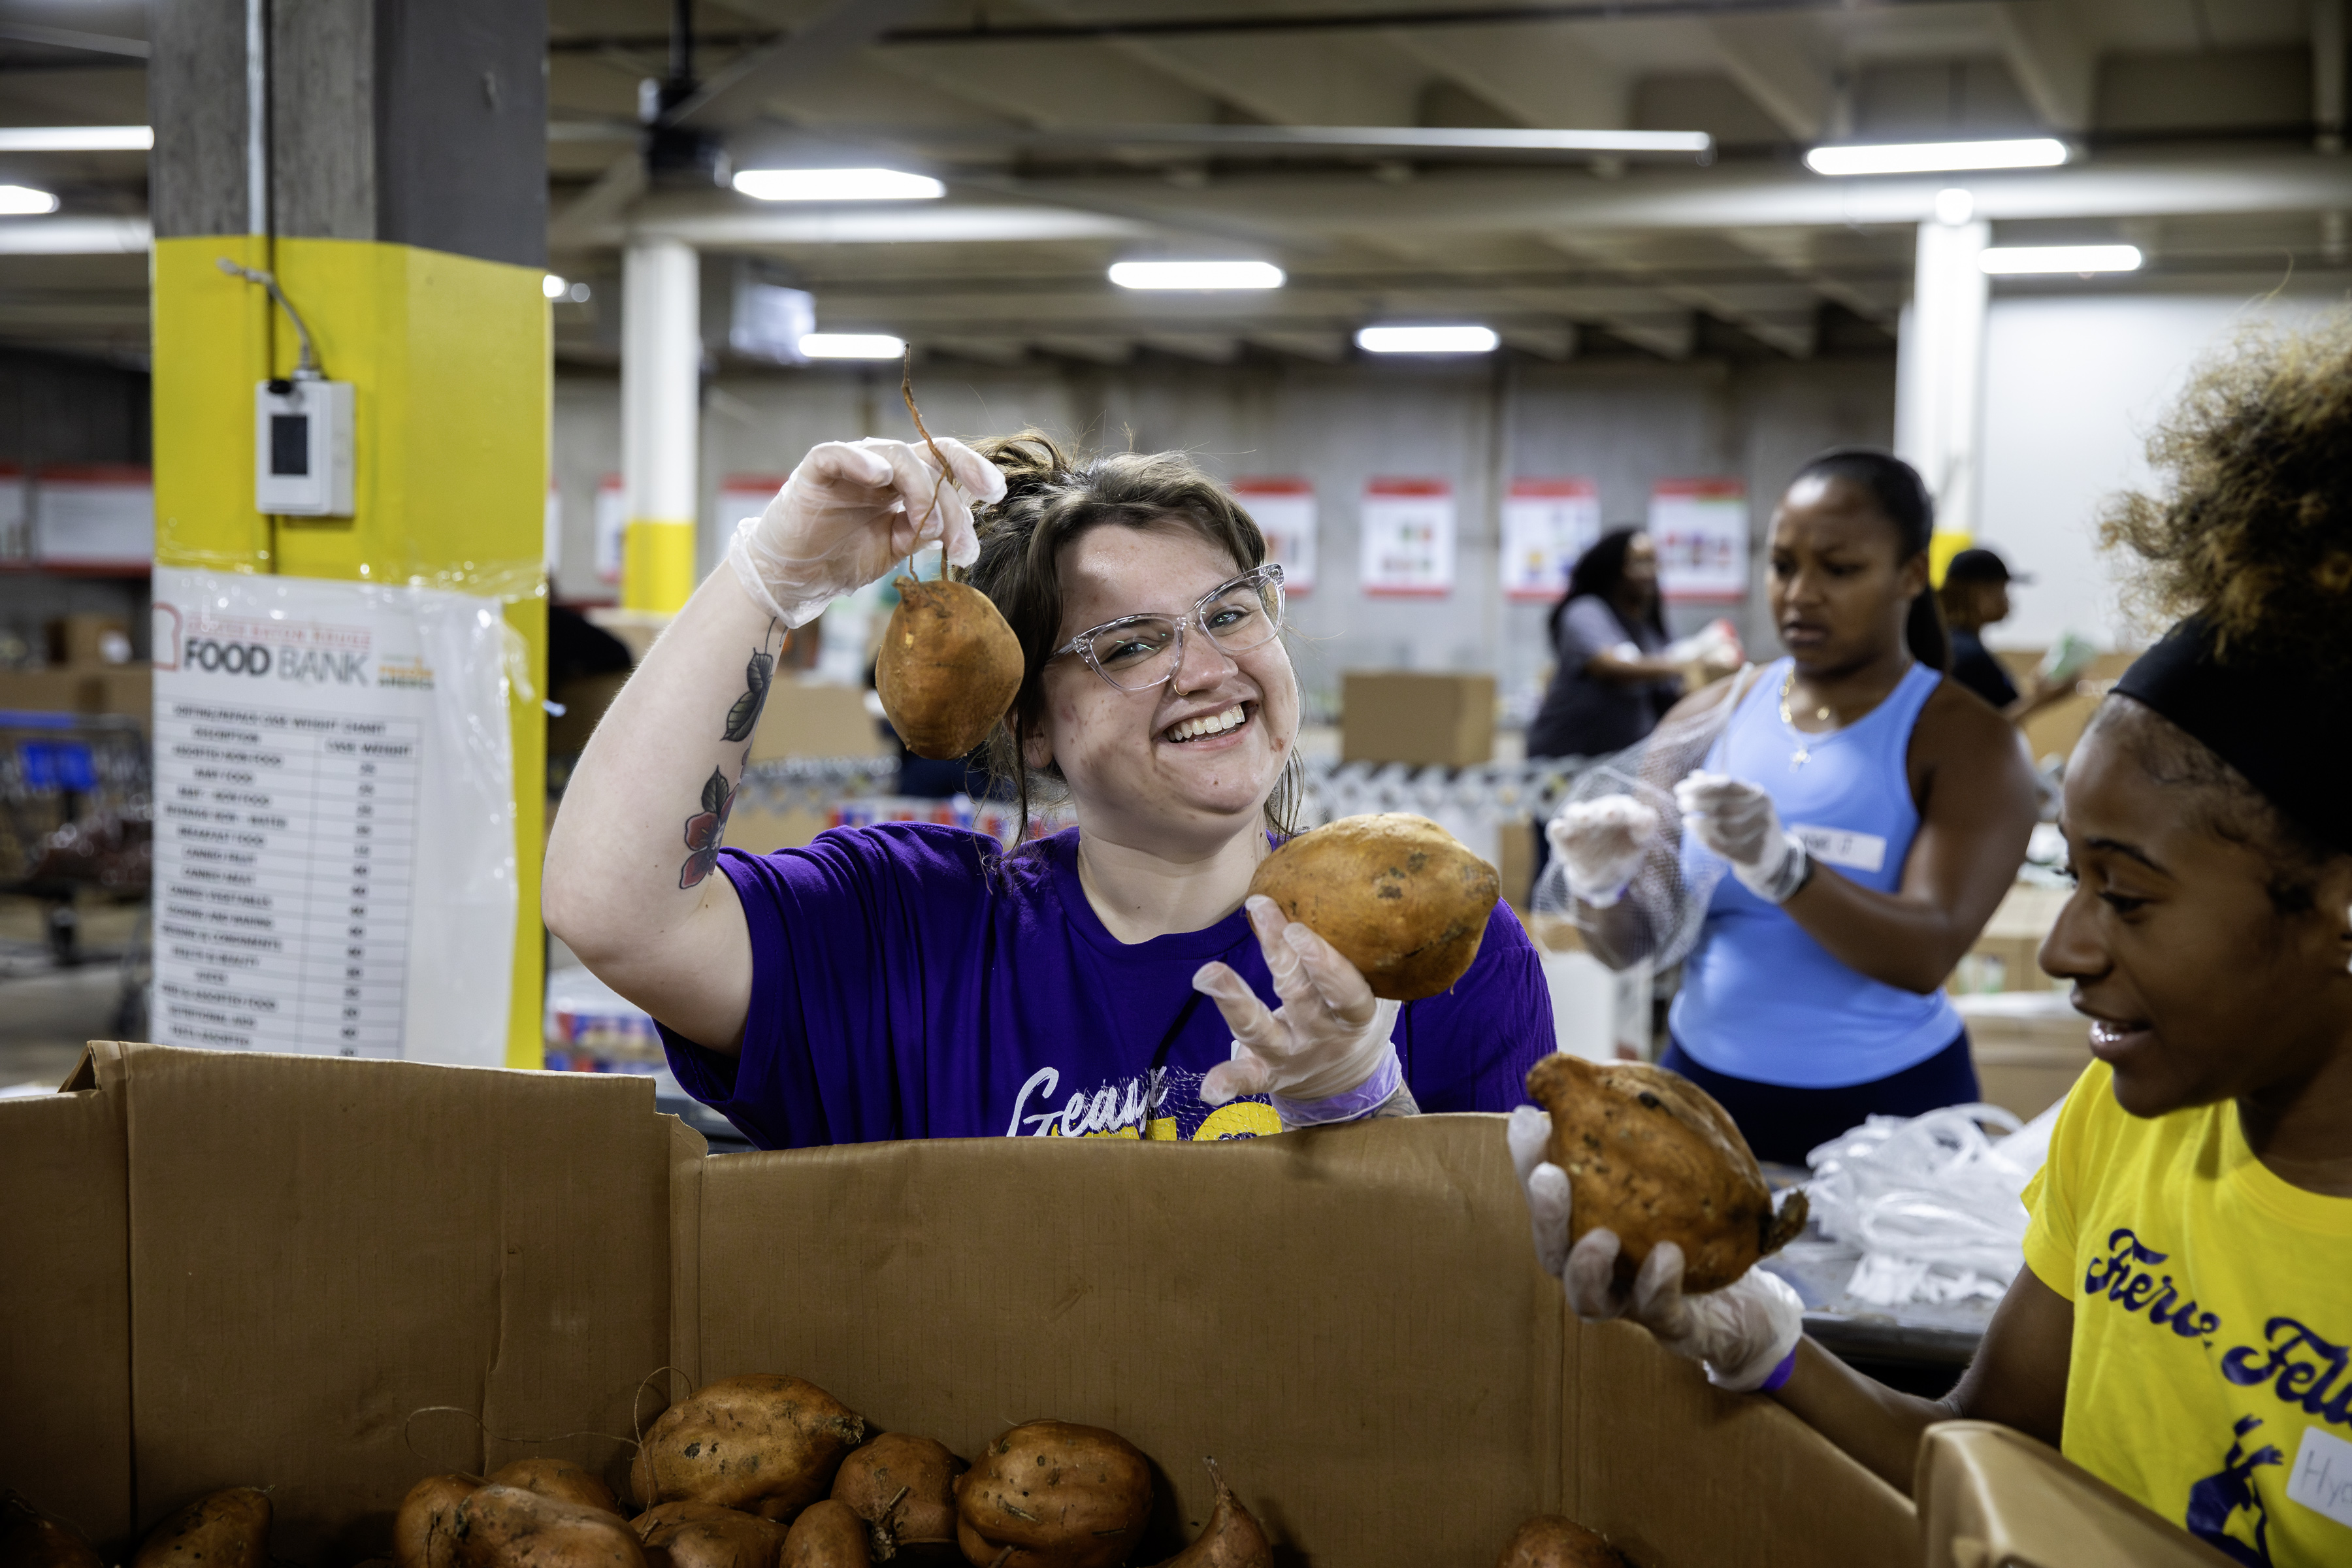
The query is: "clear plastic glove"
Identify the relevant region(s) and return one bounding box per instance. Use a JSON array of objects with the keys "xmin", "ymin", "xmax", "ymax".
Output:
[
  {"xmin": 1193, "ymin": 895, "xmax": 1402, "ymax": 1122},
  {"xmin": 725, "ymin": 436, "xmax": 1007, "ymax": 629},
  {"xmin": 1544, "ymin": 796, "xmax": 1661, "ymax": 907},
  {"xmin": 1509, "ymin": 1105, "xmax": 1805, "ymax": 1392},
  {"xmin": 1673, "ymin": 771, "xmax": 1809, "ymax": 904}
]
